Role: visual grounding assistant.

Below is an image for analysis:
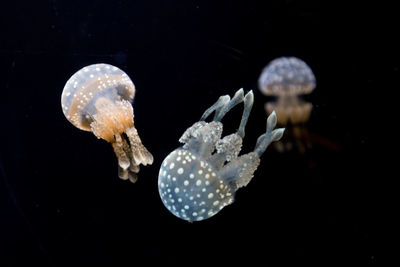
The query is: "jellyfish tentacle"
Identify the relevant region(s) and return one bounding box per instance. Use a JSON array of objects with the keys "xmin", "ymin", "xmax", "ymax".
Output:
[
  {"xmin": 194, "ymin": 122, "xmax": 223, "ymax": 157},
  {"xmin": 200, "ymin": 95, "xmax": 230, "ymax": 121},
  {"xmin": 213, "ymin": 88, "xmax": 244, "ymax": 121},
  {"xmin": 219, "ymin": 151, "xmax": 260, "ymax": 190},
  {"xmin": 117, "ymin": 165, "xmax": 138, "ymax": 183},
  {"xmin": 128, "ymin": 161, "xmax": 140, "ymax": 173},
  {"xmin": 127, "ymin": 171, "xmax": 138, "ymax": 183},
  {"xmin": 237, "ymin": 90, "xmax": 254, "ymax": 138},
  {"xmin": 208, "ymin": 89, "xmax": 252, "ymax": 168},
  {"xmin": 254, "ymin": 111, "xmax": 285, "ymax": 157},
  {"xmin": 211, "ymin": 133, "xmax": 243, "ymax": 169},
  {"xmin": 117, "ymin": 165, "xmax": 129, "ymax": 180},
  {"xmin": 126, "ymin": 126, "xmax": 154, "ymax": 166},
  {"xmin": 112, "ymin": 134, "xmax": 131, "ymax": 180},
  {"xmin": 210, "ymin": 90, "xmax": 252, "ymax": 168},
  {"xmin": 112, "ymin": 134, "xmax": 130, "ymax": 169},
  {"xmin": 111, "ymin": 127, "xmax": 153, "ymax": 183}
]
